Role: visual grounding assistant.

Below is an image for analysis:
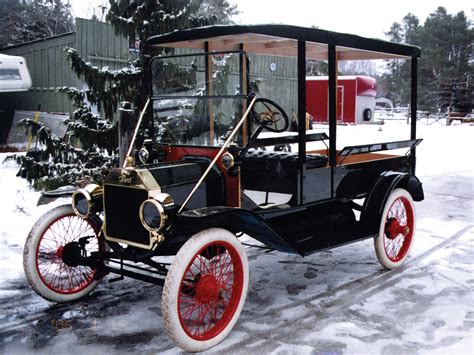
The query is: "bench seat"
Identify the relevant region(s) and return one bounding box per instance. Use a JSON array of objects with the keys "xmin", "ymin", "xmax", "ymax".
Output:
[{"xmin": 242, "ymin": 150, "xmax": 328, "ymax": 171}]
